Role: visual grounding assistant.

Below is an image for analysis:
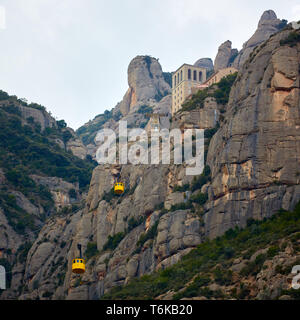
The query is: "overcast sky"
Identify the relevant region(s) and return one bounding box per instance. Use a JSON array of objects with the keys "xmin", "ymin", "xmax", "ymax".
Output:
[{"xmin": 0, "ymin": 0, "xmax": 299, "ymax": 129}]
